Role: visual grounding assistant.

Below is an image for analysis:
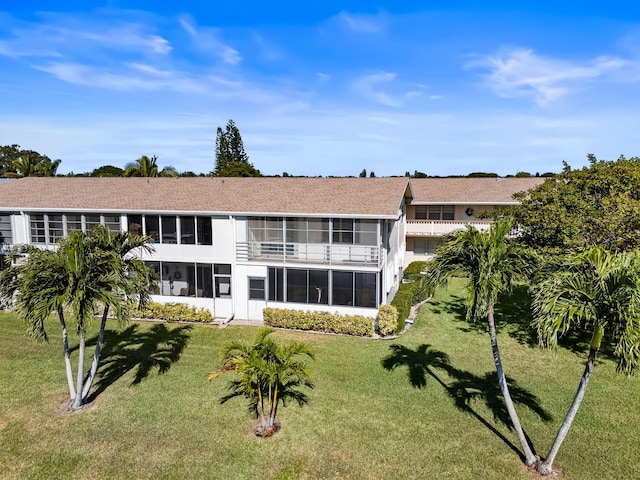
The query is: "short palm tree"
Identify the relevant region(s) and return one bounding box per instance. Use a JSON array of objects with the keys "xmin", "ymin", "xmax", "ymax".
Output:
[
  {"xmin": 4, "ymin": 152, "xmax": 42, "ymax": 178},
  {"xmin": 0, "ymin": 226, "xmax": 155, "ymax": 411},
  {"xmin": 423, "ymin": 218, "xmax": 538, "ymax": 466},
  {"xmin": 208, "ymin": 328, "xmax": 314, "ymax": 436},
  {"xmin": 532, "ymin": 246, "xmax": 640, "ymax": 475},
  {"xmin": 124, "ymin": 155, "xmax": 177, "ymax": 177}
]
